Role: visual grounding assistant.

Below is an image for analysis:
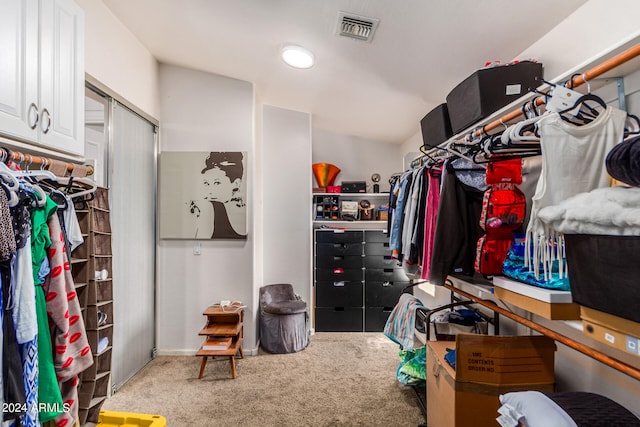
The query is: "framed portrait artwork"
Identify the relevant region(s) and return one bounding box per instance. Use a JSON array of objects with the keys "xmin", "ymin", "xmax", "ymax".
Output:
[{"xmin": 159, "ymin": 151, "xmax": 248, "ymax": 240}]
